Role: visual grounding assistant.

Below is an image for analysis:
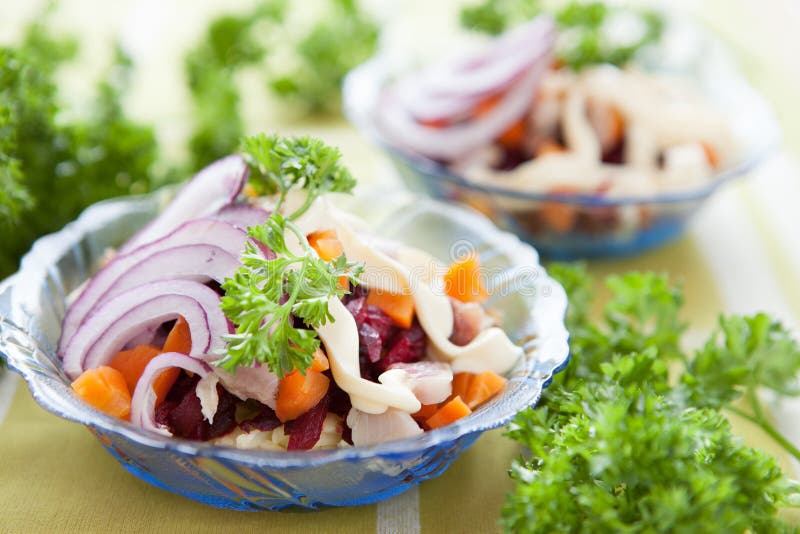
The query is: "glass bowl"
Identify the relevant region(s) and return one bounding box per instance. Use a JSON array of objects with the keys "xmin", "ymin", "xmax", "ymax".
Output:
[
  {"xmin": 342, "ymin": 23, "xmax": 780, "ymax": 259},
  {"xmin": 0, "ymin": 189, "xmax": 569, "ymax": 510}
]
